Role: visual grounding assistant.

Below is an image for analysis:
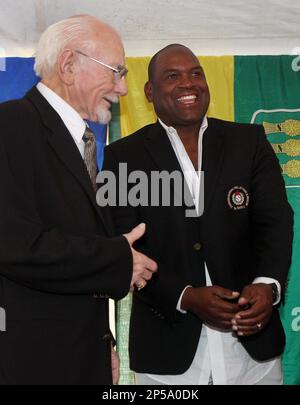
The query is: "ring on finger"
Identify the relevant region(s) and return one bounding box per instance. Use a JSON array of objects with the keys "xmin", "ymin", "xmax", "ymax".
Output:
[{"xmin": 137, "ymin": 280, "xmax": 146, "ymax": 291}]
